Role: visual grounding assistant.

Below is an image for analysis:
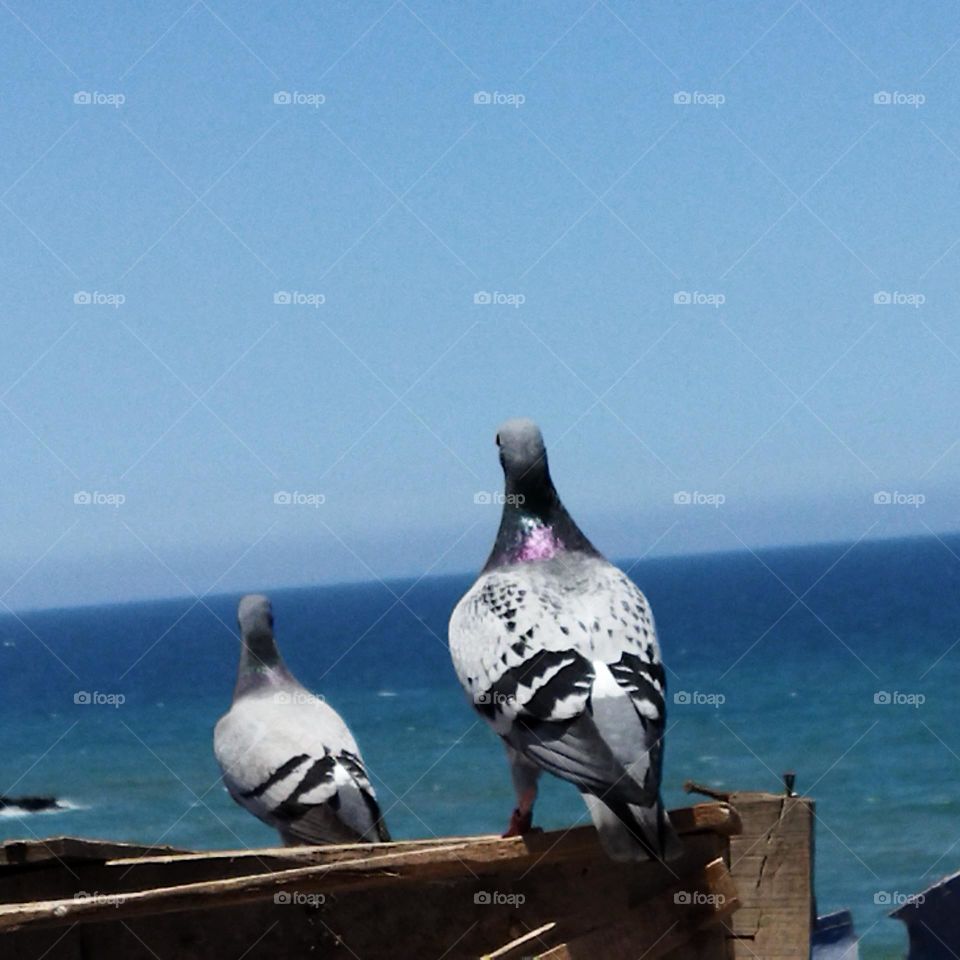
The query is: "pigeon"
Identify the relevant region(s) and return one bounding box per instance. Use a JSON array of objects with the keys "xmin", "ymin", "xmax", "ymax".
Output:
[
  {"xmin": 448, "ymin": 419, "xmax": 681, "ymax": 862},
  {"xmin": 214, "ymin": 594, "xmax": 390, "ymax": 846}
]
